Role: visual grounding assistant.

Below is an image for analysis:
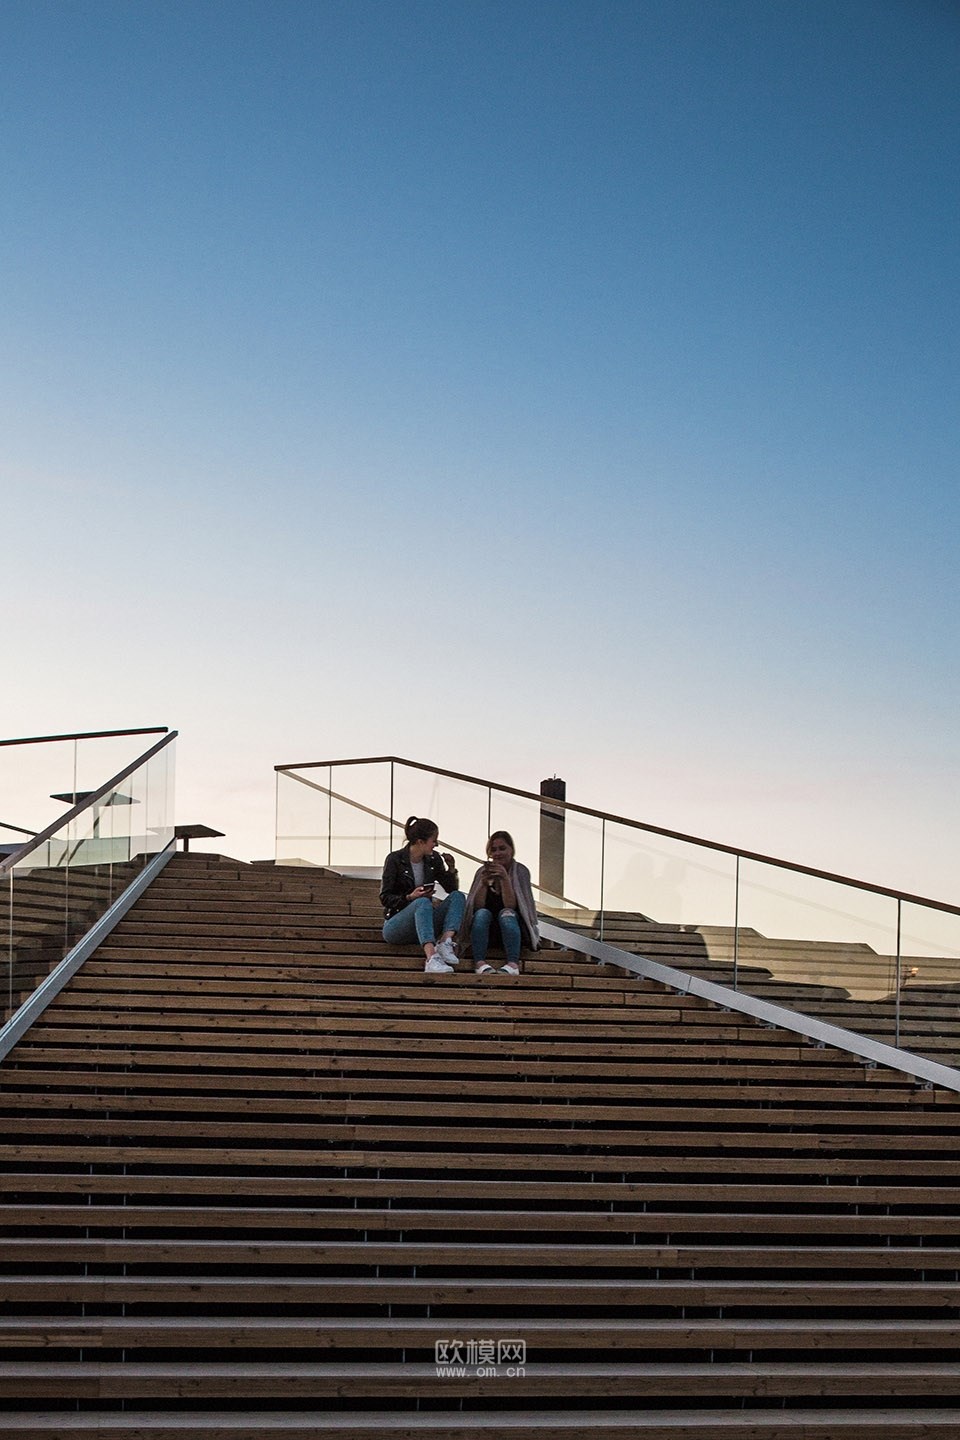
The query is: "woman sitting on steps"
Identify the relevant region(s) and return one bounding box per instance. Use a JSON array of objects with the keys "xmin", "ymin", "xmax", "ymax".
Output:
[
  {"xmin": 380, "ymin": 816, "xmax": 466, "ymax": 973},
  {"xmin": 461, "ymin": 830, "xmax": 540, "ymax": 975}
]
